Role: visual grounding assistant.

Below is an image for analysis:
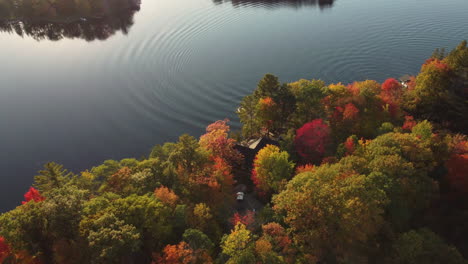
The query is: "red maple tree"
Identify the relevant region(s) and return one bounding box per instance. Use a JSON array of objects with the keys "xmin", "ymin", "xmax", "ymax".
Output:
[
  {"xmin": 402, "ymin": 116, "xmax": 417, "ymax": 131},
  {"xmin": 199, "ymin": 119, "xmax": 242, "ymax": 165},
  {"xmin": 423, "ymin": 58, "xmax": 451, "ymax": 72},
  {"xmin": 294, "ymin": 119, "xmax": 331, "ymax": 163},
  {"xmin": 156, "ymin": 242, "xmax": 194, "ymax": 264},
  {"xmin": 380, "ymin": 78, "xmax": 403, "ymax": 118},
  {"xmin": 22, "ymin": 187, "xmax": 45, "ymax": 204},
  {"xmin": 0, "ymin": 237, "xmax": 9, "ymax": 259},
  {"xmin": 230, "ymin": 210, "xmax": 255, "ymax": 229},
  {"xmin": 445, "ymin": 140, "xmax": 468, "ymax": 195},
  {"xmin": 342, "ymin": 103, "xmax": 359, "ymax": 120},
  {"xmin": 344, "ymin": 136, "xmax": 356, "ymax": 156}
]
